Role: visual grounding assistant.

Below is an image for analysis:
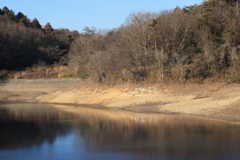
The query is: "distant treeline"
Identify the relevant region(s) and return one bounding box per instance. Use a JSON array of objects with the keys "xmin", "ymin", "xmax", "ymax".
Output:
[
  {"xmin": 2, "ymin": 0, "xmax": 240, "ymax": 84},
  {"xmin": 0, "ymin": 6, "xmax": 79, "ymax": 70}
]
